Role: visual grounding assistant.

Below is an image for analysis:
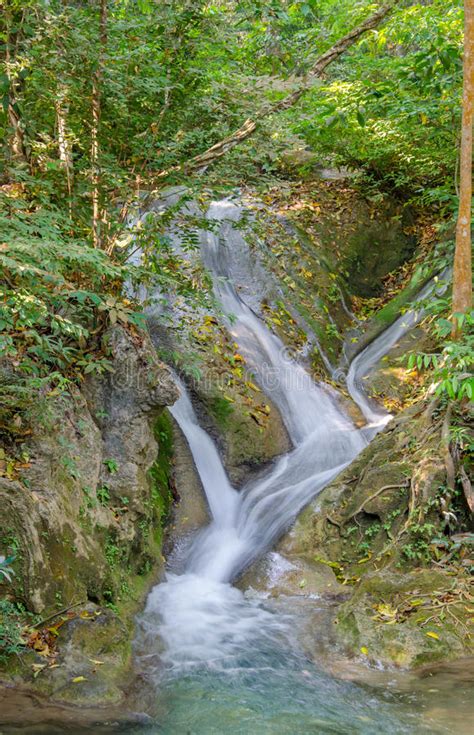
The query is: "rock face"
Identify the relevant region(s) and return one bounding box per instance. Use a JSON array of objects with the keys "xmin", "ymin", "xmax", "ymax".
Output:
[
  {"xmin": 166, "ymin": 417, "xmax": 210, "ymax": 540},
  {"xmin": 0, "ymin": 326, "xmax": 179, "ymax": 706},
  {"xmin": 0, "ymin": 325, "xmax": 178, "ymax": 615},
  {"xmin": 187, "ymin": 373, "xmax": 291, "ymax": 487},
  {"xmin": 278, "ymin": 403, "xmax": 473, "ymax": 668},
  {"xmin": 238, "ymin": 551, "xmax": 347, "ymax": 600},
  {"xmin": 336, "ymin": 570, "xmax": 469, "ymax": 669}
]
